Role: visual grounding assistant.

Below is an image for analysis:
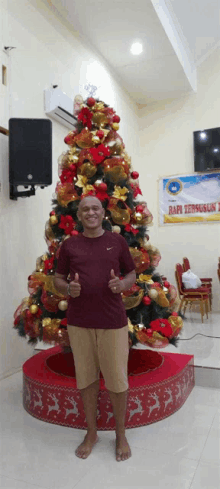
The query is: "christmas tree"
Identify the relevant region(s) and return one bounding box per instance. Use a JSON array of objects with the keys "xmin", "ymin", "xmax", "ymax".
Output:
[{"xmin": 14, "ymin": 95, "xmax": 183, "ymax": 349}]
